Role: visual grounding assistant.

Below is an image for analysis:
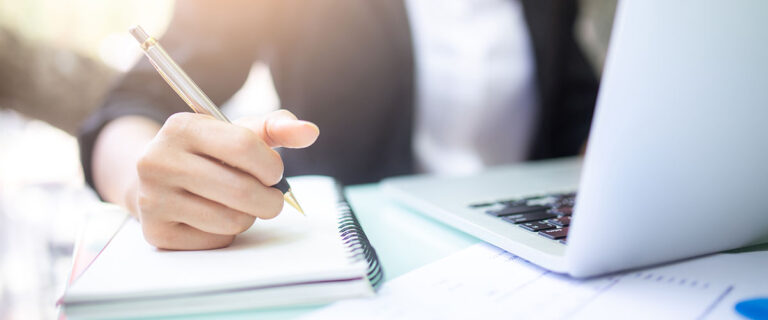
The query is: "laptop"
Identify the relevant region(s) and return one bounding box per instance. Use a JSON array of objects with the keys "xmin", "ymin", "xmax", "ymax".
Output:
[{"xmin": 381, "ymin": 0, "xmax": 768, "ymax": 278}]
